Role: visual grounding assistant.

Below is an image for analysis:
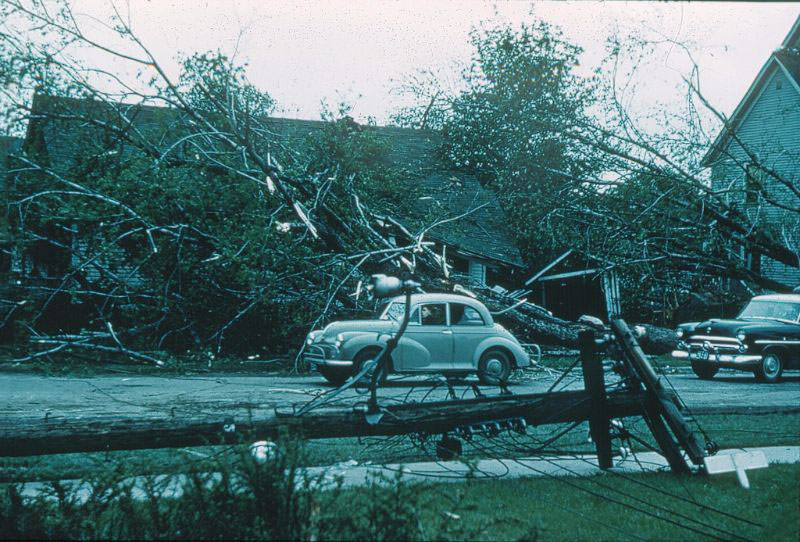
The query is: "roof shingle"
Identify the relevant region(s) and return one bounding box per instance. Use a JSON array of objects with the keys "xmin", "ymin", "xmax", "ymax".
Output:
[{"xmin": 25, "ymin": 94, "xmax": 523, "ymax": 267}]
